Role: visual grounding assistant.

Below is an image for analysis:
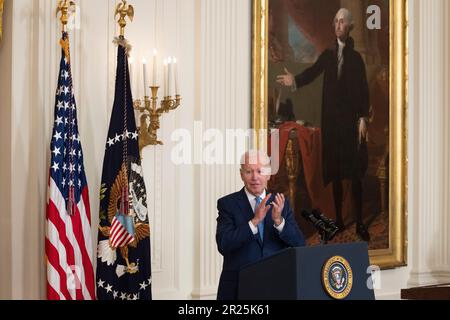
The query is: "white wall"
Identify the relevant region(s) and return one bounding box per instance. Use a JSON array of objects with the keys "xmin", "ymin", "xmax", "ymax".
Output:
[
  {"xmin": 406, "ymin": 0, "xmax": 450, "ymax": 288},
  {"xmin": 9, "ymin": 0, "xmax": 44, "ymax": 299},
  {"xmin": 192, "ymin": 0, "xmax": 251, "ymax": 299},
  {"xmin": 1, "ymin": 0, "xmax": 450, "ymax": 300}
]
